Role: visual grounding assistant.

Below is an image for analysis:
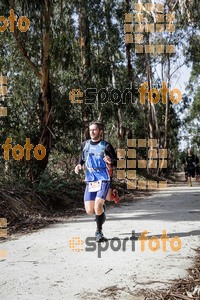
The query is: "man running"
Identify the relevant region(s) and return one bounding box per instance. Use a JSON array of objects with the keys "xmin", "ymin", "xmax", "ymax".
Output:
[
  {"xmin": 196, "ymin": 164, "xmax": 200, "ymax": 181},
  {"xmin": 182, "ymin": 148, "xmax": 199, "ymax": 186},
  {"xmin": 74, "ymin": 120, "xmax": 117, "ymax": 242}
]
